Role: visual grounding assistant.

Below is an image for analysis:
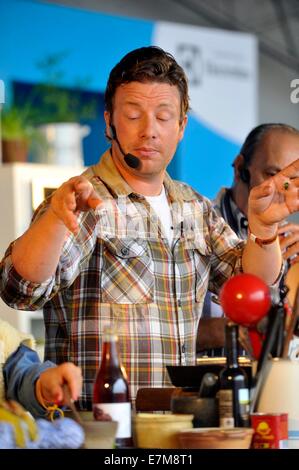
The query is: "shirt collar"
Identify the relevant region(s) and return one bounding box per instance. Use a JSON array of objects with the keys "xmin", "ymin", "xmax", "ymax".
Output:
[
  {"xmin": 226, "ymin": 189, "xmax": 248, "ymax": 239},
  {"xmin": 90, "ymin": 149, "xmax": 196, "ymax": 203},
  {"xmin": 214, "ymin": 187, "xmax": 248, "ymax": 239},
  {"xmin": 91, "ymin": 150, "xmax": 133, "ymax": 197}
]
